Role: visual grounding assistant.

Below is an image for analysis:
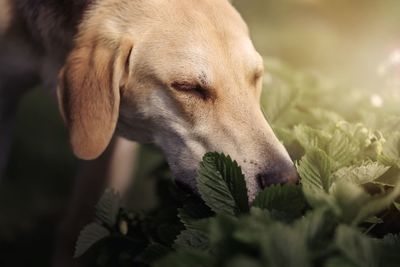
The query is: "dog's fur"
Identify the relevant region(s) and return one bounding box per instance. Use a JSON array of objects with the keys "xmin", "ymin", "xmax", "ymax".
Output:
[{"xmin": 0, "ymin": 0, "xmax": 298, "ymax": 265}]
